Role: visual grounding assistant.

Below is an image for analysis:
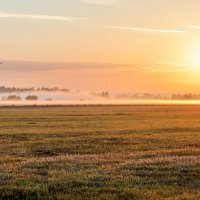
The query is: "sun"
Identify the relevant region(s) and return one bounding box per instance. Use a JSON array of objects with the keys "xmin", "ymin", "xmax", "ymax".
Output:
[
  {"xmin": 186, "ymin": 42, "xmax": 200, "ymax": 68},
  {"xmin": 193, "ymin": 51, "xmax": 200, "ymax": 66},
  {"xmin": 188, "ymin": 49, "xmax": 200, "ymax": 70}
]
